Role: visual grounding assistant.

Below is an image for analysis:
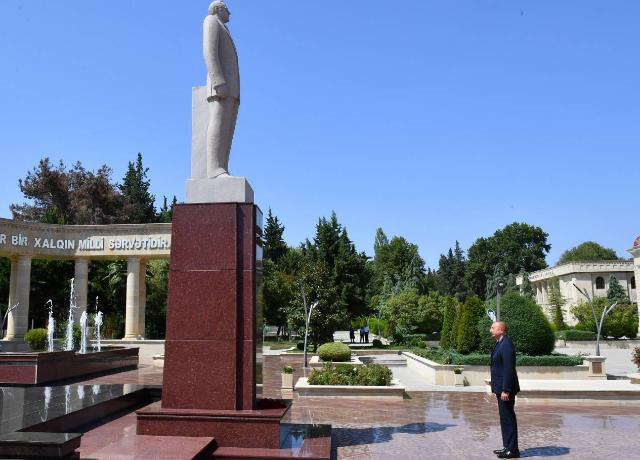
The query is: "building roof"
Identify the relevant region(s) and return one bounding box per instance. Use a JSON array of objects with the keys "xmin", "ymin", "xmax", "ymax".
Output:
[{"xmin": 517, "ymin": 260, "xmax": 635, "ymax": 284}]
